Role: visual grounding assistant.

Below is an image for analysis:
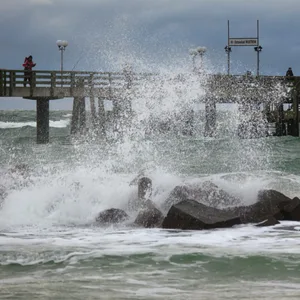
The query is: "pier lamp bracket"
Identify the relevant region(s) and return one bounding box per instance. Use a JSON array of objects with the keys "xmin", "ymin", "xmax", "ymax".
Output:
[
  {"xmin": 254, "ymin": 45, "xmax": 263, "ymax": 52},
  {"xmin": 224, "ymin": 46, "xmax": 232, "ymax": 53}
]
